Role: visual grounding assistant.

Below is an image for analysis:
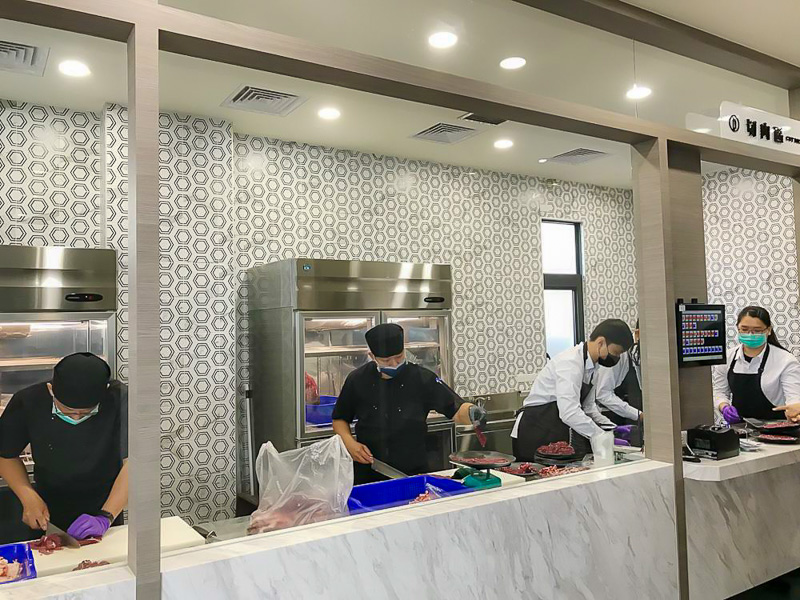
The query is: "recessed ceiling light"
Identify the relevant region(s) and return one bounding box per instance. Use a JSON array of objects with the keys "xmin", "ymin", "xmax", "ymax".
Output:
[
  {"xmin": 318, "ymin": 107, "xmax": 341, "ymax": 120},
  {"xmin": 428, "ymin": 31, "xmax": 458, "ymax": 49},
  {"xmin": 494, "ymin": 139, "xmax": 513, "ymax": 150},
  {"xmin": 58, "ymin": 59, "xmax": 90, "ymax": 77},
  {"xmin": 718, "ymin": 115, "xmax": 730, "ymax": 122},
  {"xmin": 538, "ymin": 158, "xmax": 548, "ymax": 164},
  {"xmin": 693, "ymin": 128, "xmax": 712, "ymax": 134},
  {"xmin": 500, "ymin": 57, "xmax": 526, "ymax": 70},
  {"xmin": 626, "ymin": 84, "xmax": 651, "ymax": 100}
]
